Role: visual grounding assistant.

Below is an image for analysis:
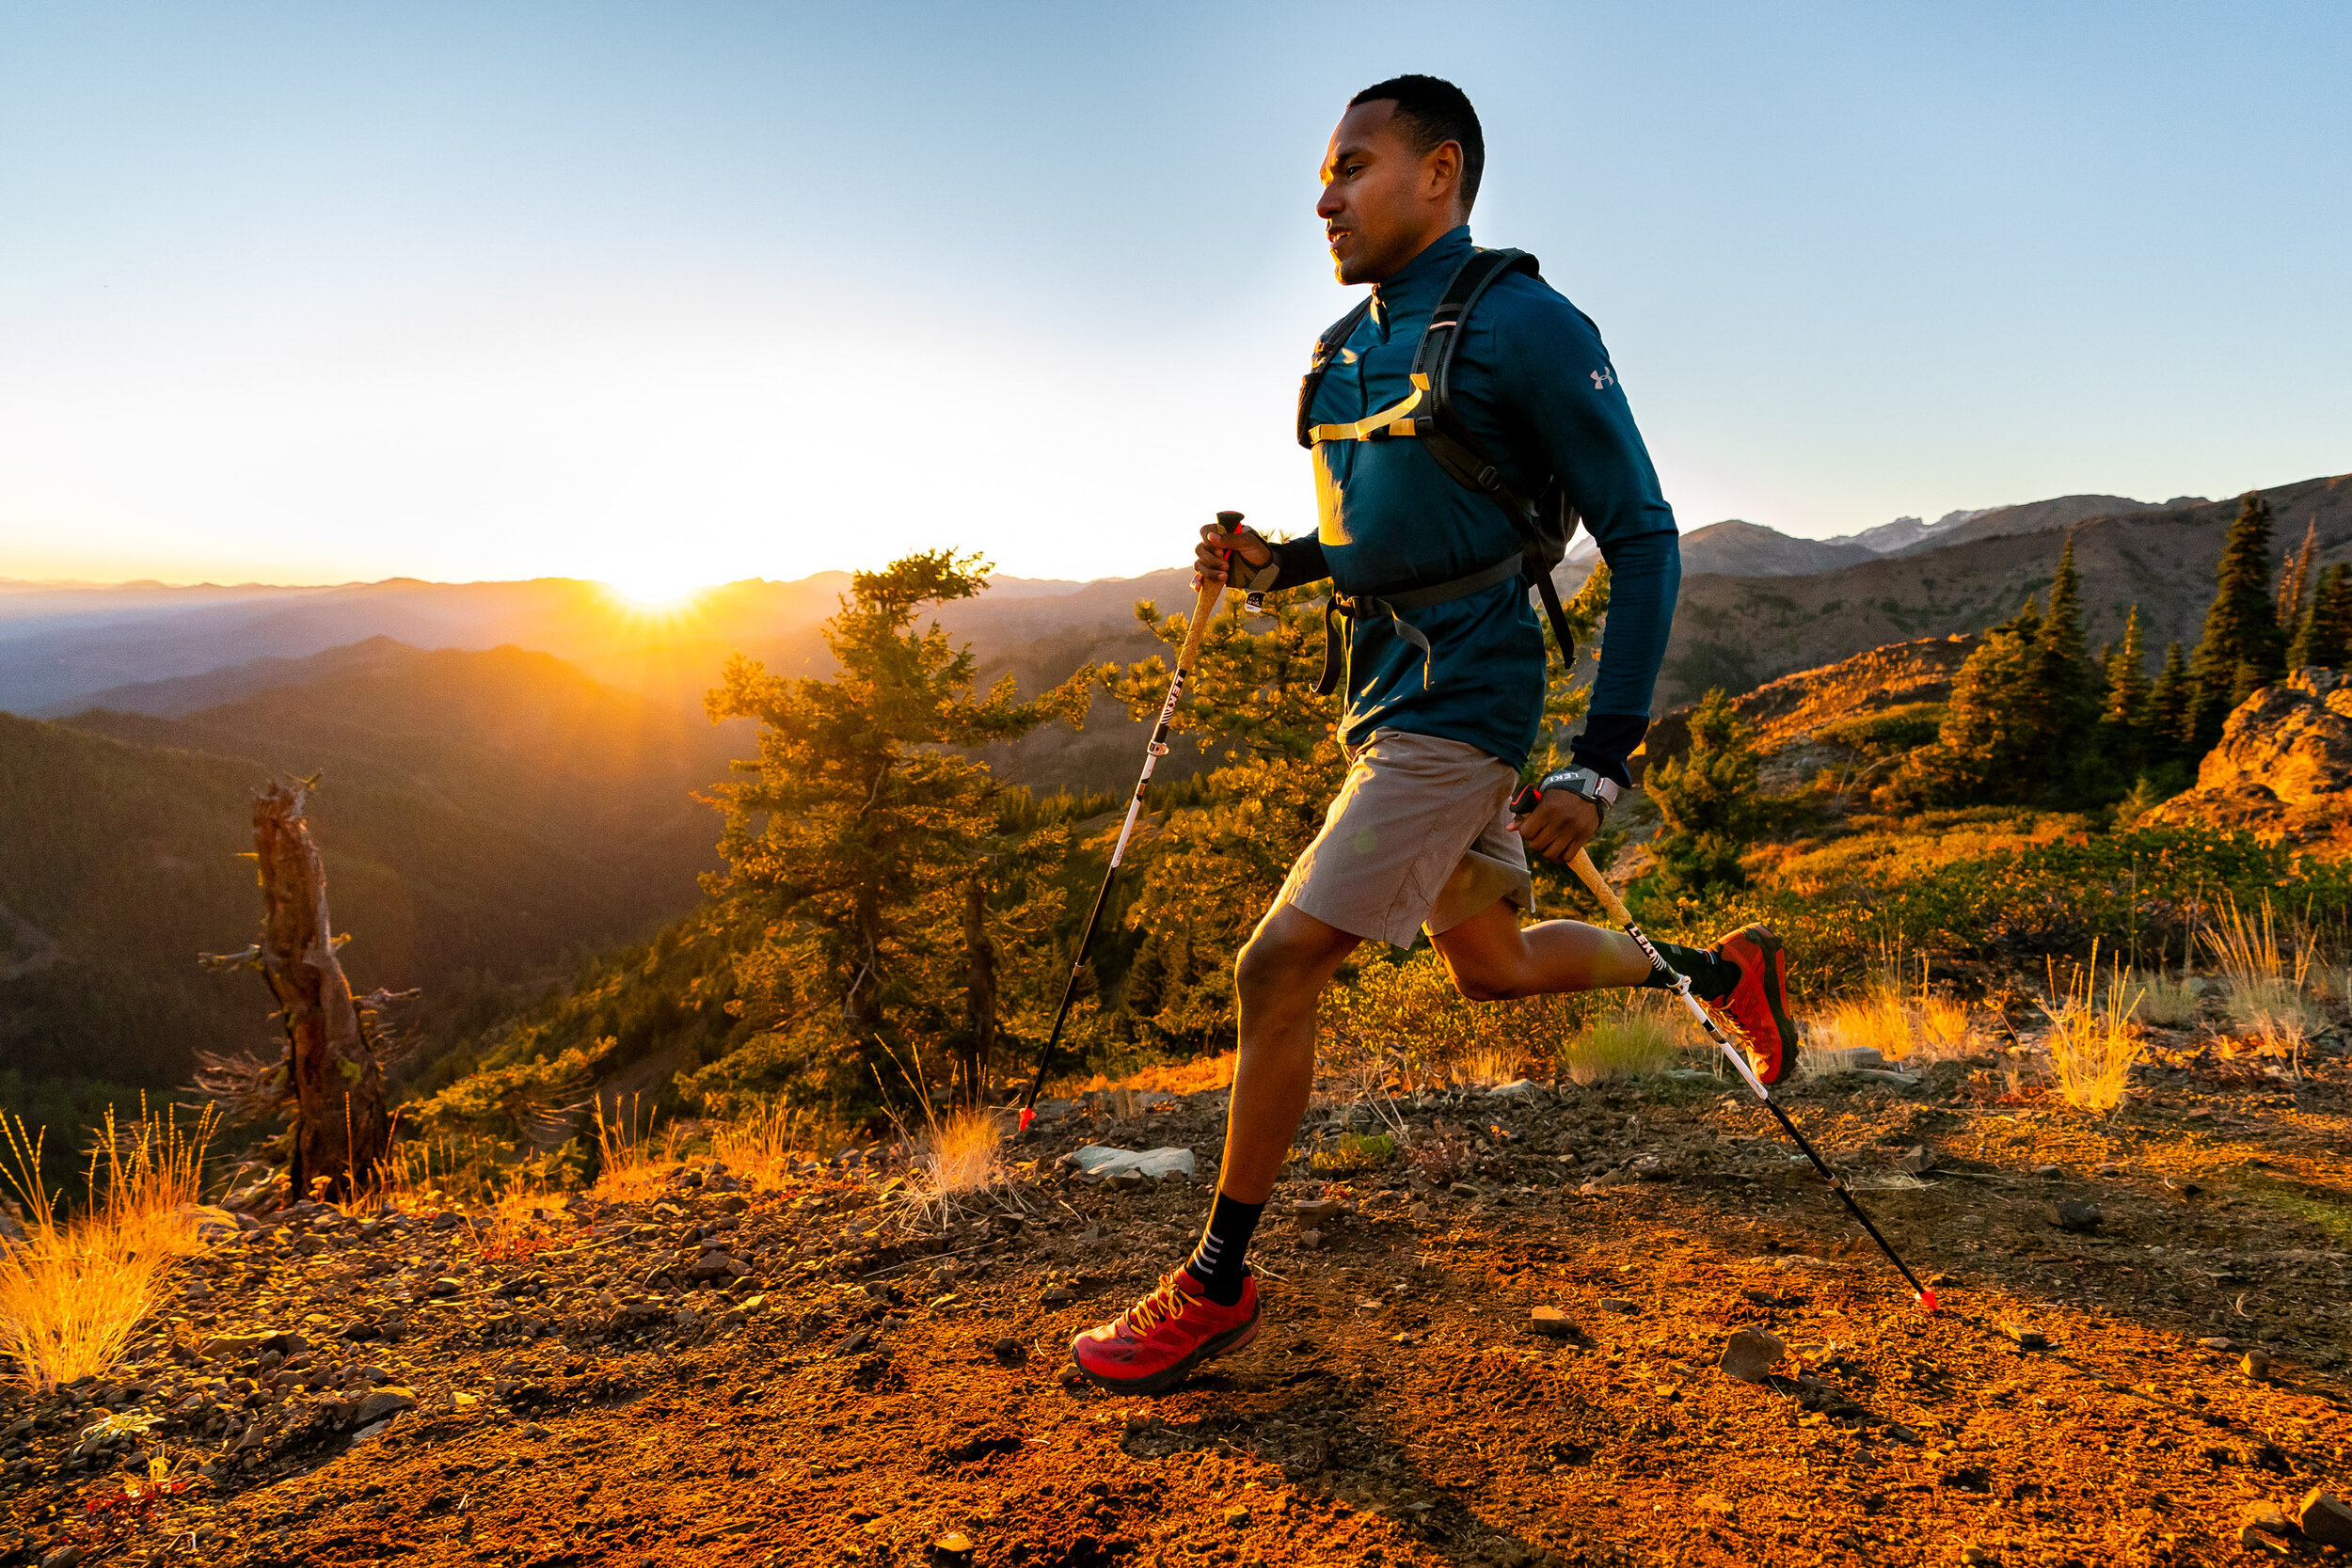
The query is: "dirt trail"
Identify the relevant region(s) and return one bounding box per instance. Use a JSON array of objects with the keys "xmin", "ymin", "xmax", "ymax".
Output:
[{"xmin": 8, "ymin": 1030, "xmax": 2352, "ymax": 1567}]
